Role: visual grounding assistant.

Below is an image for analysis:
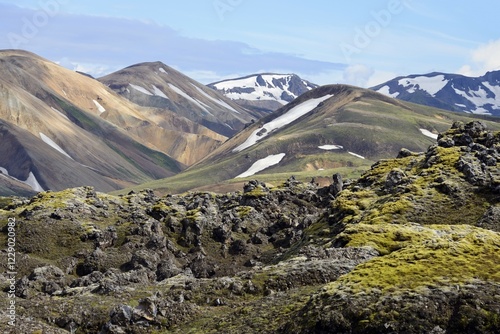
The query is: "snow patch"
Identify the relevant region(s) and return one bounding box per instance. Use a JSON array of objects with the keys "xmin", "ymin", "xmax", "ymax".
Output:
[
  {"xmin": 130, "ymin": 83, "xmax": 153, "ymax": 96},
  {"xmin": 159, "ymin": 67, "xmax": 168, "ymax": 74},
  {"xmin": 419, "ymin": 129, "xmax": 438, "ymax": 140},
  {"xmin": 233, "ymin": 94, "xmax": 334, "ymax": 152},
  {"xmin": 25, "ymin": 172, "xmax": 45, "ymax": 192},
  {"xmin": 40, "ymin": 133, "xmax": 73, "ymax": 159},
  {"xmin": 377, "ymin": 85, "xmax": 400, "ymax": 98},
  {"xmin": 51, "ymin": 107, "xmax": 69, "ymax": 120},
  {"xmin": 92, "ymin": 100, "xmax": 106, "ymax": 113},
  {"xmin": 318, "ymin": 145, "xmax": 343, "ymax": 150},
  {"xmin": 483, "ymin": 82, "xmax": 500, "ymax": 99},
  {"xmin": 152, "ymin": 85, "xmax": 169, "ymax": 99},
  {"xmin": 235, "ymin": 153, "xmax": 286, "ymax": 178},
  {"xmin": 191, "ymin": 84, "xmax": 240, "ymax": 114},
  {"xmin": 168, "ymin": 83, "xmax": 212, "ymax": 114},
  {"xmin": 398, "ymin": 75, "xmax": 448, "ymax": 96},
  {"xmin": 451, "ymin": 83, "xmax": 499, "ymax": 115},
  {"xmin": 348, "ymin": 152, "xmax": 365, "ymax": 159},
  {"xmin": 0, "ymin": 166, "xmax": 44, "ymax": 192}
]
